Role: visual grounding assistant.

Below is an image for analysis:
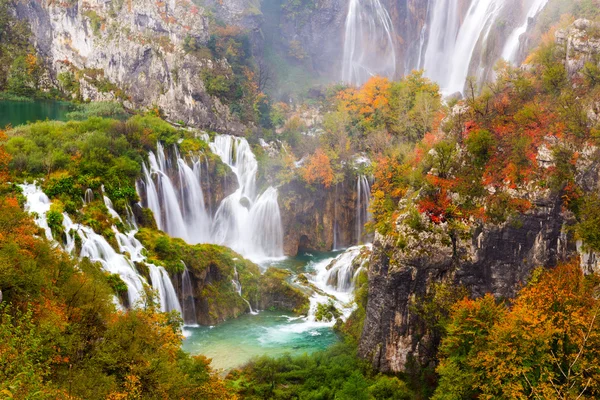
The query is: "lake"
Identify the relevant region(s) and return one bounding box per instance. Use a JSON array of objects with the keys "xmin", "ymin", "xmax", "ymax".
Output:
[{"xmin": 0, "ymin": 100, "xmax": 72, "ymax": 128}]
